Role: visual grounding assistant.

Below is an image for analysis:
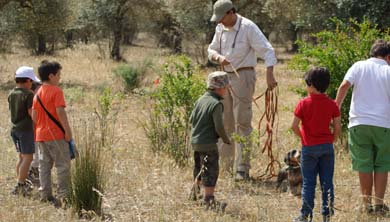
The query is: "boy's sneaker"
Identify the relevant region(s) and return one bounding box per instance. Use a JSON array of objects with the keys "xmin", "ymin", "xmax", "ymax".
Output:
[
  {"xmin": 373, "ymin": 204, "xmax": 390, "ymax": 216},
  {"xmin": 27, "ymin": 167, "xmax": 40, "ymax": 185},
  {"xmin": 235, "ymin": 171, "xmax": 249, "ymax": 181},
  {"xmin": 202, "ymin": 196, "xmax": 227, "ymax": 213},
  {"xmin": 11, "ymin": 182, "xmax": 33, "ymax": 196},
  {"xmin": 293, "ymin": 215, "xmax": 311, "ymax": 222},
  {"xmin": 358, "ymin": 204, "xmax": 374, "ymax": 215},
  {"xmin": 41, "ymin": 196, "xmax": 61, "ymax": 208}
]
